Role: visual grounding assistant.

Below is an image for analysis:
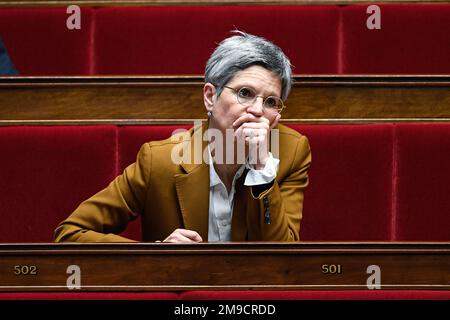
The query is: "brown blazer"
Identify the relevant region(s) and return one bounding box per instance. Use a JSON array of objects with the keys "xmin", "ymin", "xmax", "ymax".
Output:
[{"xmin": 54, "ymin": 123, "xmax": 311, "ymax": 242}]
